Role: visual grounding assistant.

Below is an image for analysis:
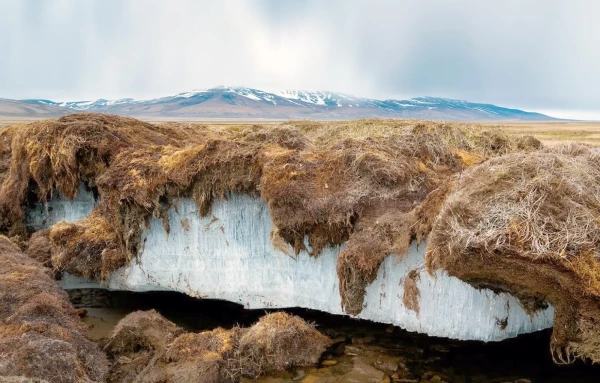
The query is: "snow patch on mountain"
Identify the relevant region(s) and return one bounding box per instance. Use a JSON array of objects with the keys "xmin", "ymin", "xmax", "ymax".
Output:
[
  {"xmin": 18, "ymin": 87, "xmax": 558, "ymax": 121},
  {"xmin": 59, "ymin": 98, "xmax": 136, "ymax": 110}
]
